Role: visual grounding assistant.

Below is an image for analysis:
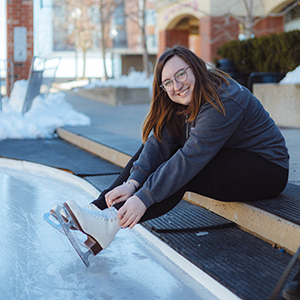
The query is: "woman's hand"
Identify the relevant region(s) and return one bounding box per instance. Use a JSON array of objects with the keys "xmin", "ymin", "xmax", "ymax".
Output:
[
  {"xmin": 117, "ymin": 195, "xmax": 146, "ymax": 229},
  {"xmin": 105, "ymin": 183, "xmax": 135, "ymax": 208}
]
